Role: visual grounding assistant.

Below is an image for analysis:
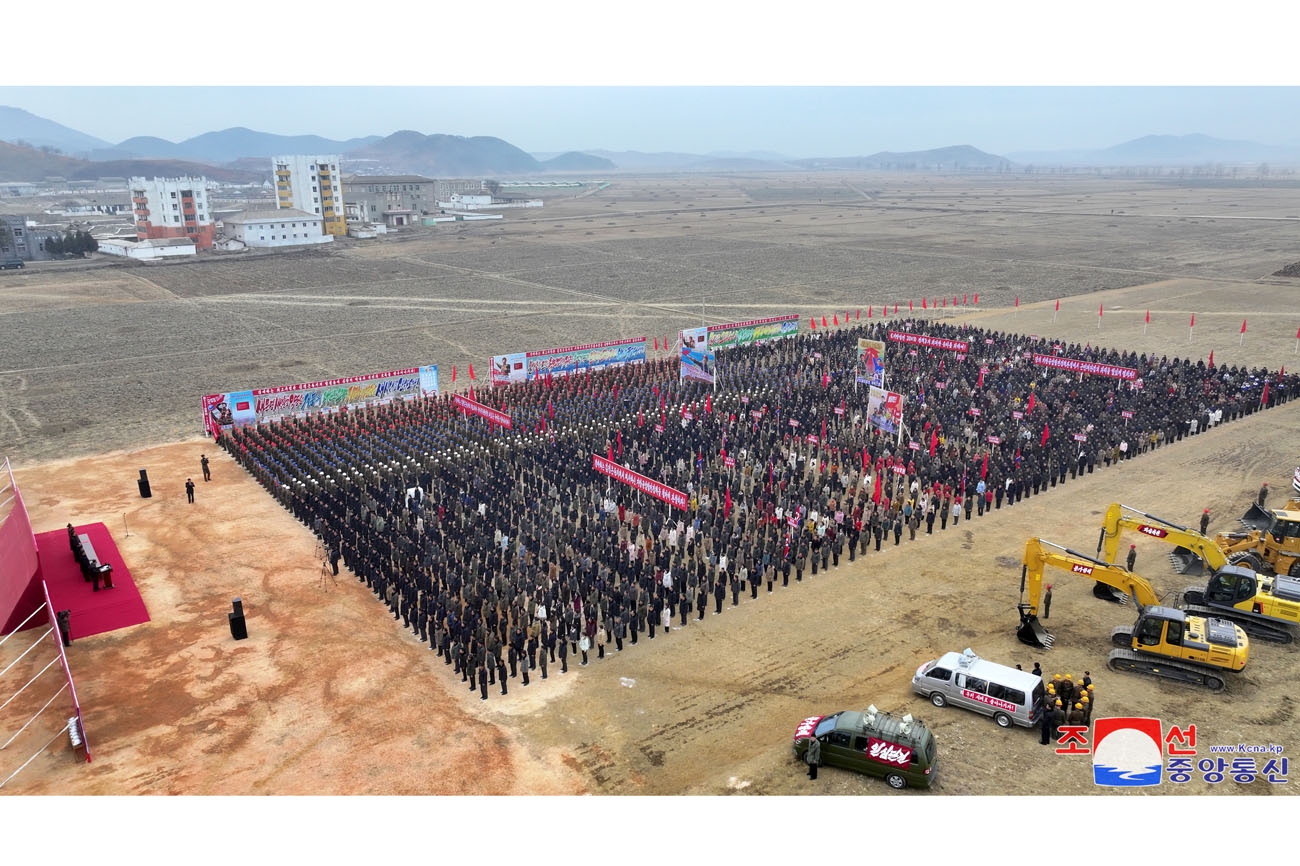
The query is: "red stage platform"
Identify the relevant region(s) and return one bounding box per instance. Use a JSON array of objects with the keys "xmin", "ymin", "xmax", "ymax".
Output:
[{"xmin": 35, "ymin": 524, "xmax": 150, "ymax": 640}]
